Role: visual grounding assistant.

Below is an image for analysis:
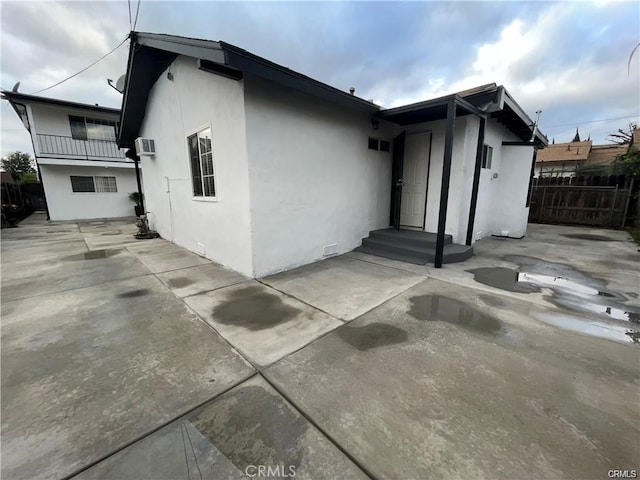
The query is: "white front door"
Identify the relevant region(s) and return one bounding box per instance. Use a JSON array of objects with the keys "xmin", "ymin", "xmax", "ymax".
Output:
[{"xmin": 400, "ymin": 132, "xmax": 431, "ymax": 228}]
